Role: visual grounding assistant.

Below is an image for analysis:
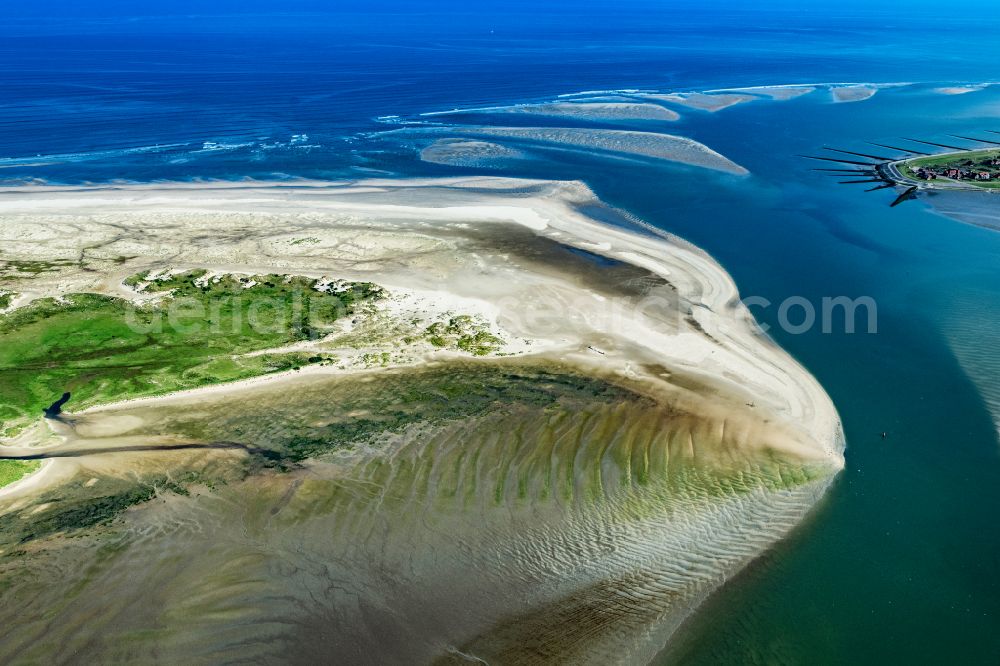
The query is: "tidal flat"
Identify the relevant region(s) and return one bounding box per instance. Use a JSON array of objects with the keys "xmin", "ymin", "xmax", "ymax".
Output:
[
  {"xmin": 0, "ymin": 178, "xmax": 843, "ymax": 663},
  {"xmin": 0, "ymin": 360, "xmax": 833, "ymax": 664}
]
